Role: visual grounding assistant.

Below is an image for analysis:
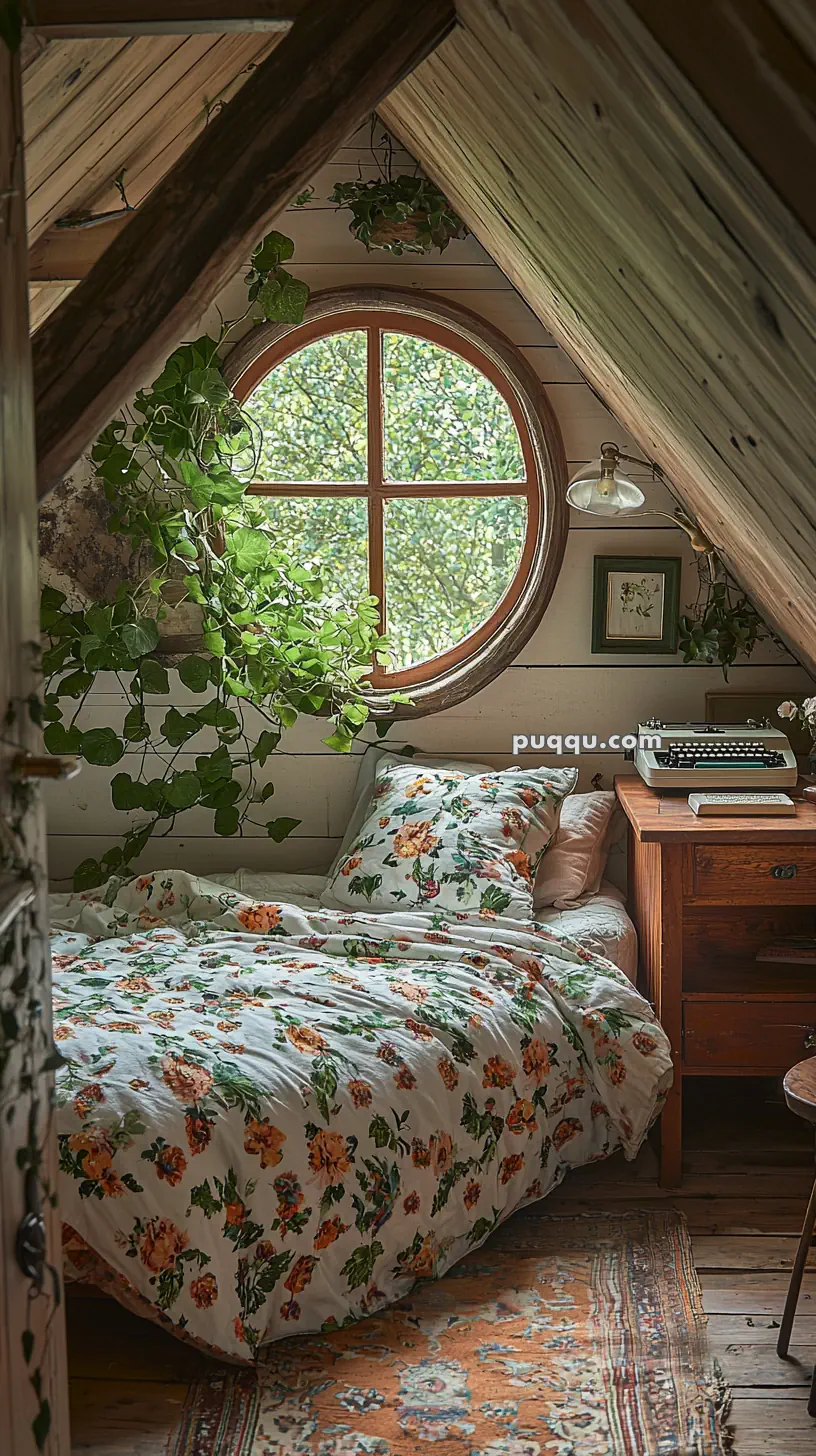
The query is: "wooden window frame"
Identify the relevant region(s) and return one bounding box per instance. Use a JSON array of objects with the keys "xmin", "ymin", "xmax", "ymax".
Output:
[{"xmin": 224, "ymin": 287, "xmax": 568, "ymax": 717}]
